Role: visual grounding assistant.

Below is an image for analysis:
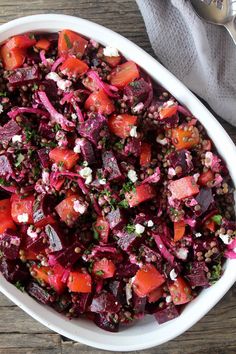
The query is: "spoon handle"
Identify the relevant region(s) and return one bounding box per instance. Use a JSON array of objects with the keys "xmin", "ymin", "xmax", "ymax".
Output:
[{"xmin": 225, "ymin": 19, "xmax": 236, "ymax": 46}]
